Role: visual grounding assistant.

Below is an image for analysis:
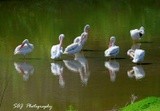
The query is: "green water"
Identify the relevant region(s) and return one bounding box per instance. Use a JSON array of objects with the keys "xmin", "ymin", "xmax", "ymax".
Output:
[{"xmin": 0, "ymin": 1, "xmax": 160, "ymax": 111}]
